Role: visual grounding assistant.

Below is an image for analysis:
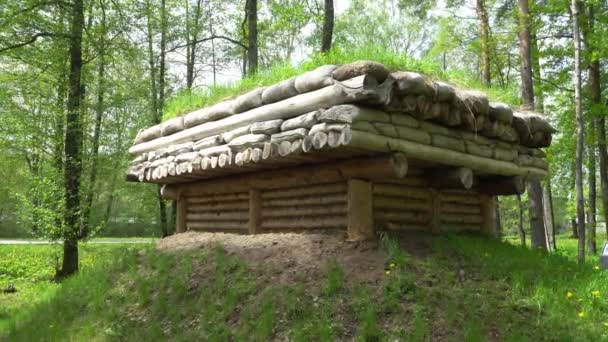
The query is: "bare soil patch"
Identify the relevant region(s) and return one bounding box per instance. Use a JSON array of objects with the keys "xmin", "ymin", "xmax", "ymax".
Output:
[{"xmin": 157, "ymin": 231, "xmax": 390, "ymax": 286}]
